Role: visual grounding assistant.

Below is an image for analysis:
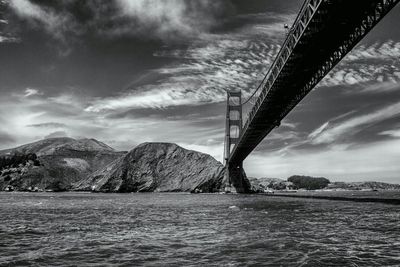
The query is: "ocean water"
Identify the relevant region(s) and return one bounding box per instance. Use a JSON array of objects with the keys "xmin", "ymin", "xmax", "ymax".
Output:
[{"xmin": 0, "ymin": 192, "xmax": 399, "ymax": 266}]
